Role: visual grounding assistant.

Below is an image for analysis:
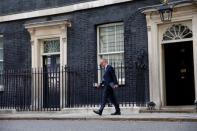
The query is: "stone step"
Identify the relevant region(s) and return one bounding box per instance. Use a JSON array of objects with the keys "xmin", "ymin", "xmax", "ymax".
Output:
[
  {"xmin": 0, "ymin": 107, "xmax": 142, "ymax": 115},
  {"xmin": 0, "ymin": 109, "xmax": 16, "ymax": 114},
  {"xmin": 61, "ymin": 107, "xmax": 141, "ymax": 114},
  {"xmin": 140, "ymin": 107, "xmax": 197, "ymax": 113}
]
